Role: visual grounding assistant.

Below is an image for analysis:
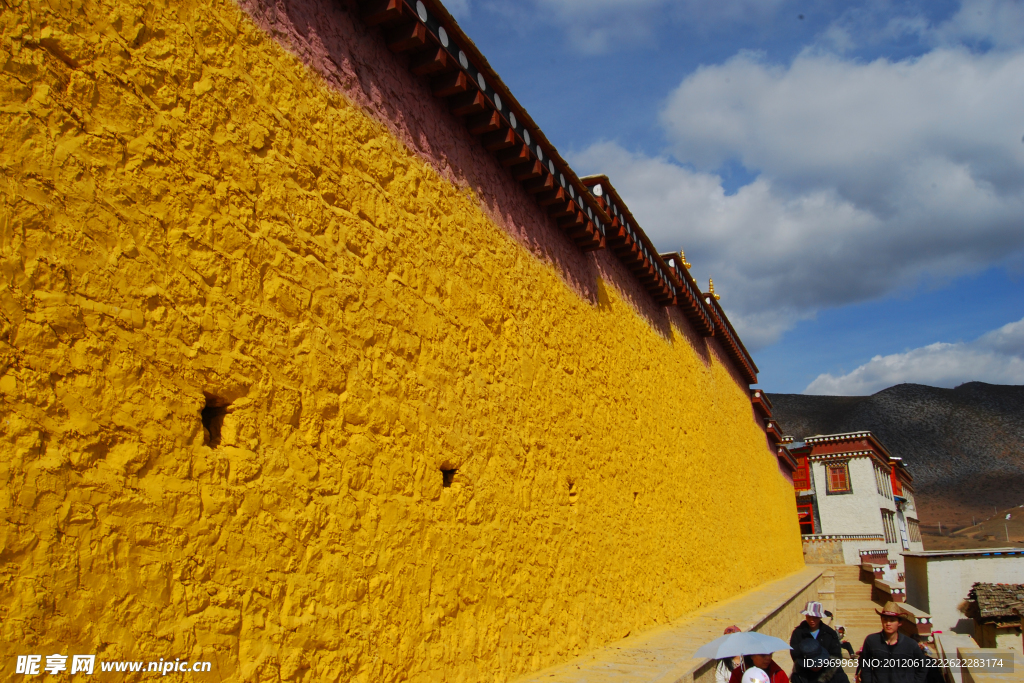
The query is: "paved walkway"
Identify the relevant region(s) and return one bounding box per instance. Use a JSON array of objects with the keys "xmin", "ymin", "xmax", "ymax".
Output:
[{"xmin": 511, "ymin": 567, "xmax": 822, "ymax": 683}]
